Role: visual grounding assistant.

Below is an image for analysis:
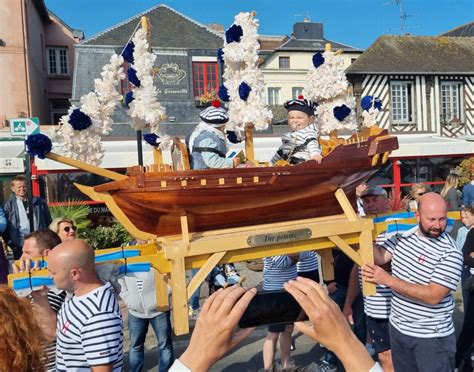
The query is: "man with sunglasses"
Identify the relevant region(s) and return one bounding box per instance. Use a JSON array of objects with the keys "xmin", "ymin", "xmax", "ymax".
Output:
[{"xmin": 12, "ymin": 229, "xmax": 66, "ymax": 372}]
